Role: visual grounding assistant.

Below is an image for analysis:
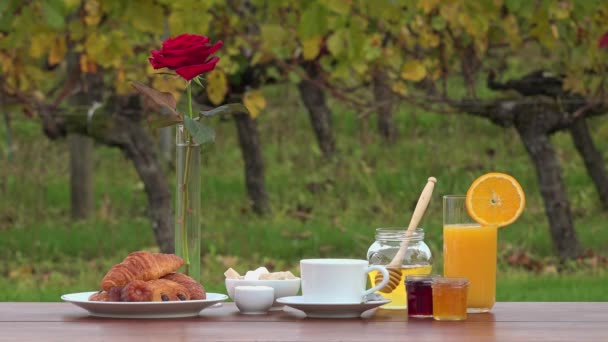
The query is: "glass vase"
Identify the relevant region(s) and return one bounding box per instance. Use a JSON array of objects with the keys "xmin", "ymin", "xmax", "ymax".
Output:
[{"xmin": 175, "ymin": 124, "xmax": 201, "ymax": 282}]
